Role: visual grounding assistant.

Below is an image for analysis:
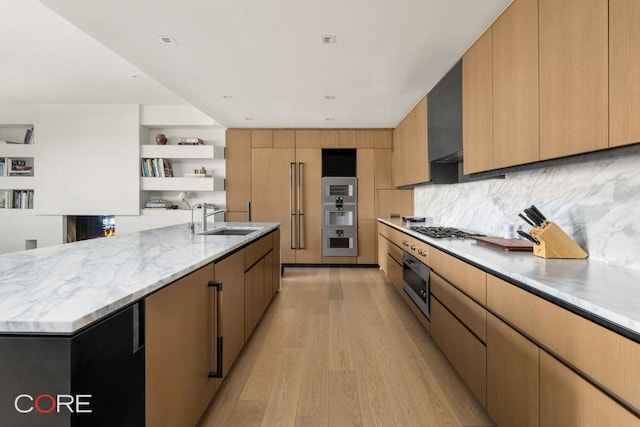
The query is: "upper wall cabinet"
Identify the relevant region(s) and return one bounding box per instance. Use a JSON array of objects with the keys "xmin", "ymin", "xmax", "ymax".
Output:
[
  {"xmin": 492, "ymin": 0, "xmax": 539, "ymax": 168},
  {"xmin": 539, "ymin": 0, "xmax": 608, "ymax": 160},
  {"xmin": 463, "ymin": 29, "xmax": 494, "ymax": 175},
  {"xmin": 609, "ymin": 0, "xmax": 640, "ymax": 147},
  {"xmin": 392, "ymin": 97, "xmax": 428, "ymax": 187}
]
